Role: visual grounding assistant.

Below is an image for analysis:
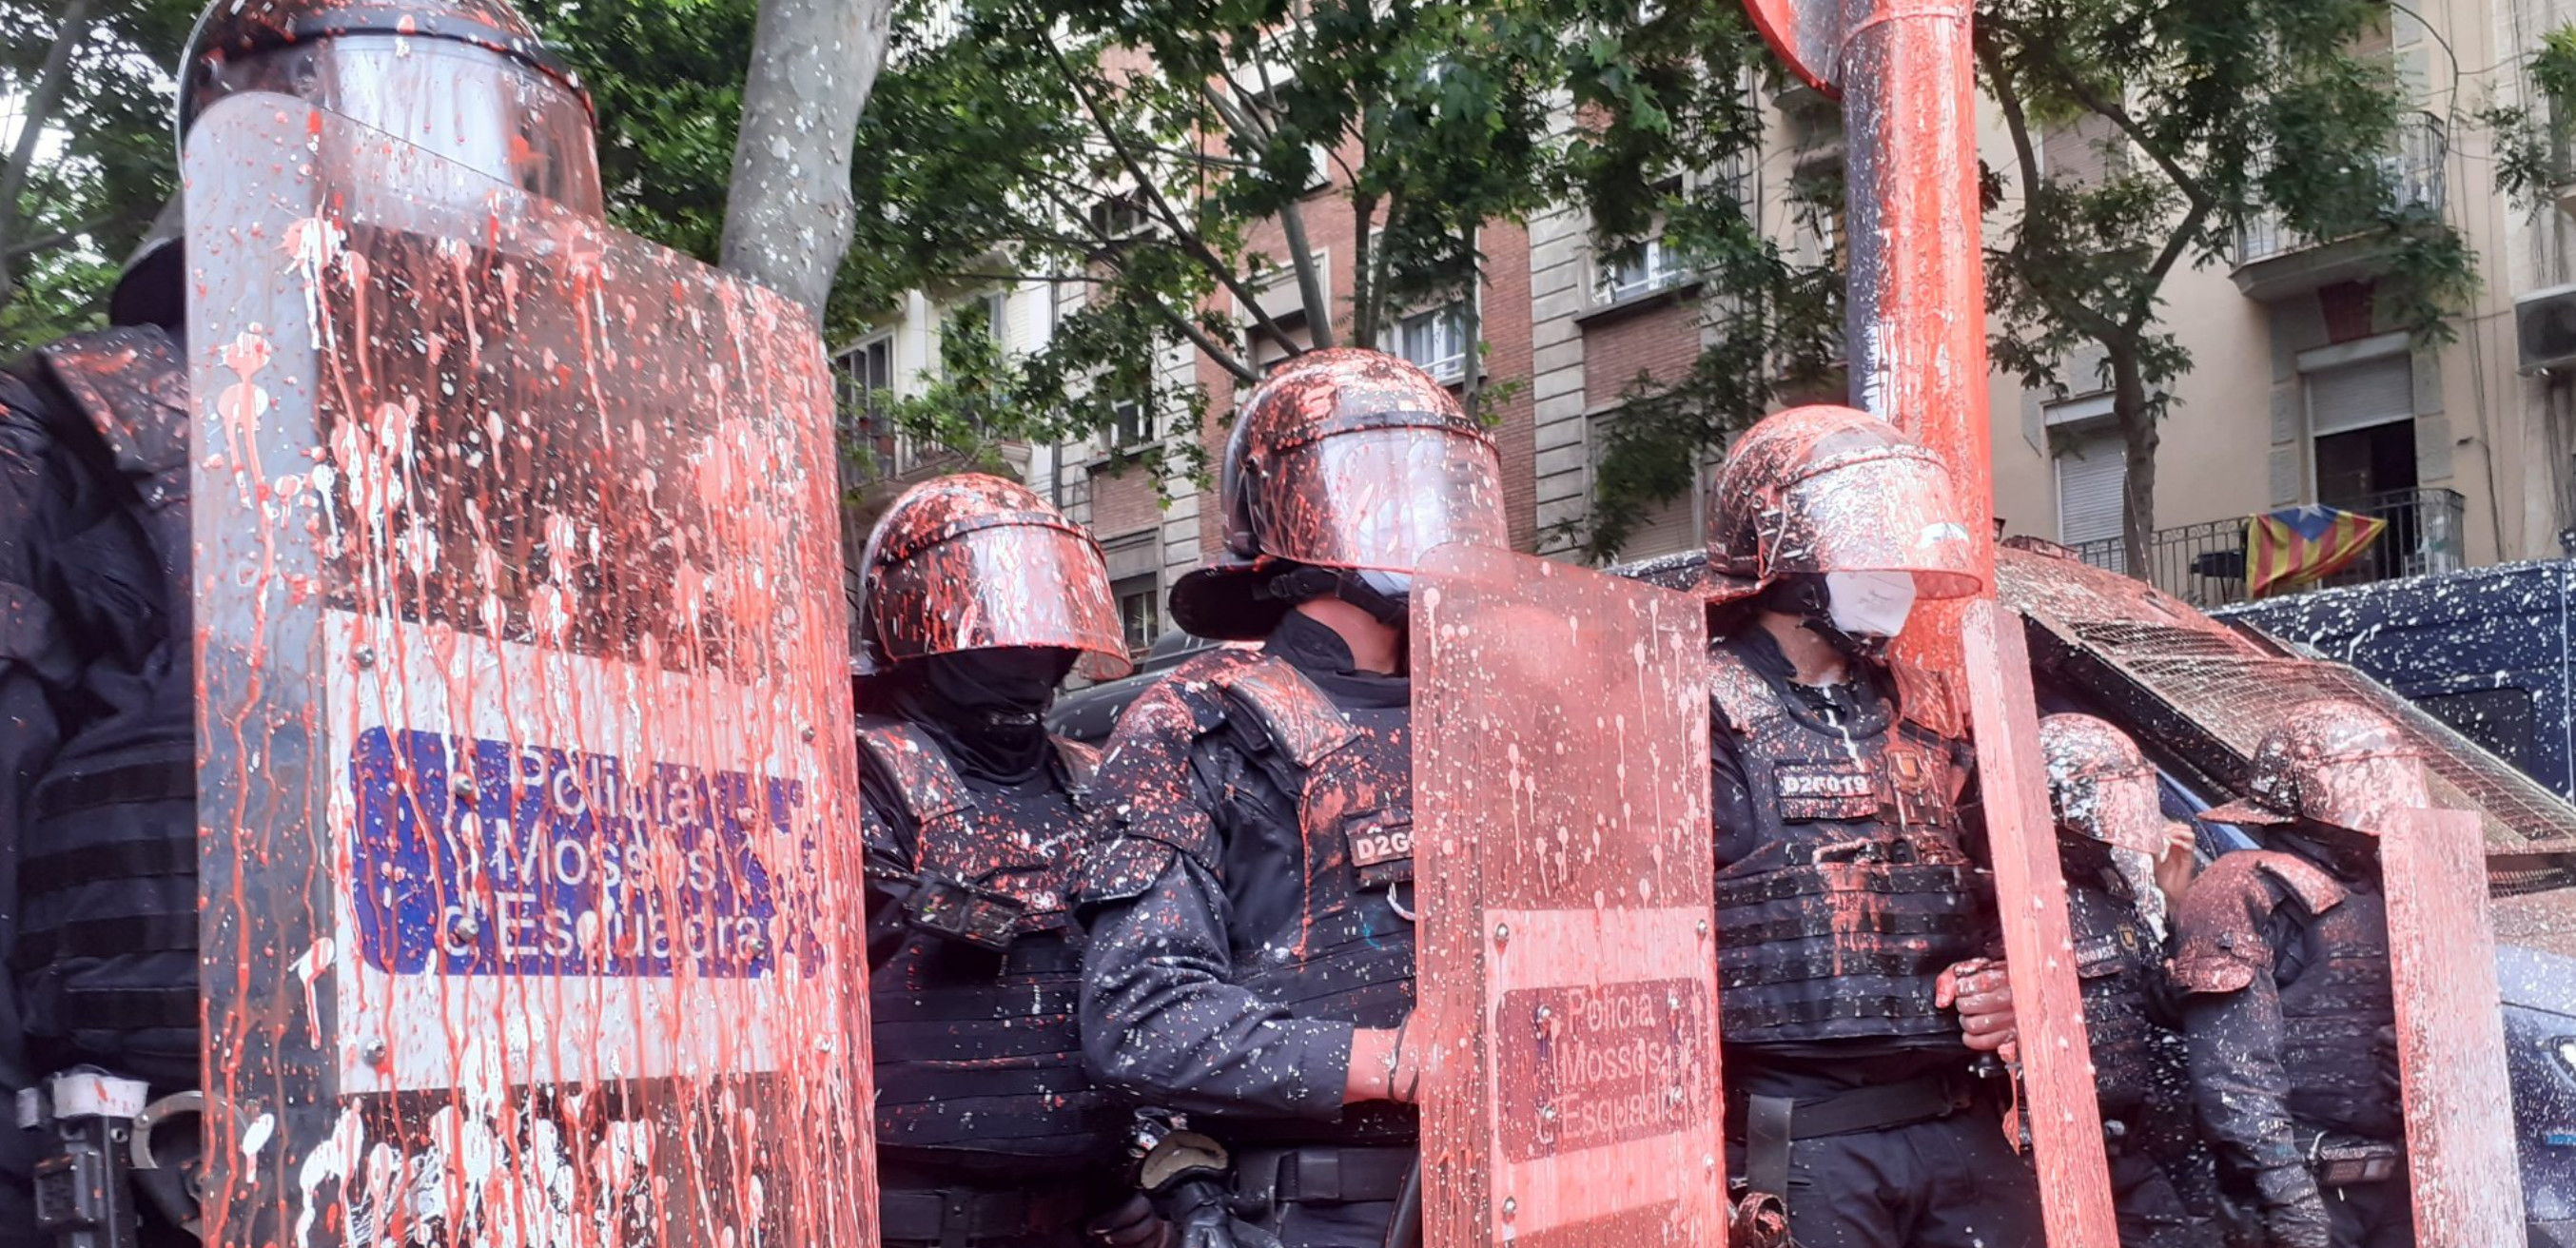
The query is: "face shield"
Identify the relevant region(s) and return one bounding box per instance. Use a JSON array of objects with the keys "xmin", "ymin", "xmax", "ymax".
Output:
[
  {"xmin": 1240, "ymin": 420, "xmax": 1509, "ymax": 575},
  {"xmin": 2297, "ymin": 751, "xmax": 2434, "ymax": 835},
  {"xmin": 187, "ymin": 34, "xmax": 603, "ymax": 217},
  {"xmin": 864, "ymin": 515, "xmax": 1132, "ymax": 682},
  {"xmin": 1752, "ymin": 441, "xmax": 1982, "ymax": 601}
]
